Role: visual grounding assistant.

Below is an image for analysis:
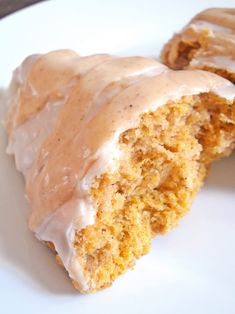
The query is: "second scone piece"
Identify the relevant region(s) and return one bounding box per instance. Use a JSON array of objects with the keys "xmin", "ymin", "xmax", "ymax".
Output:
[{"xmin": 161, "ymin": 8, "xmax": 235, "ymax": 83}]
